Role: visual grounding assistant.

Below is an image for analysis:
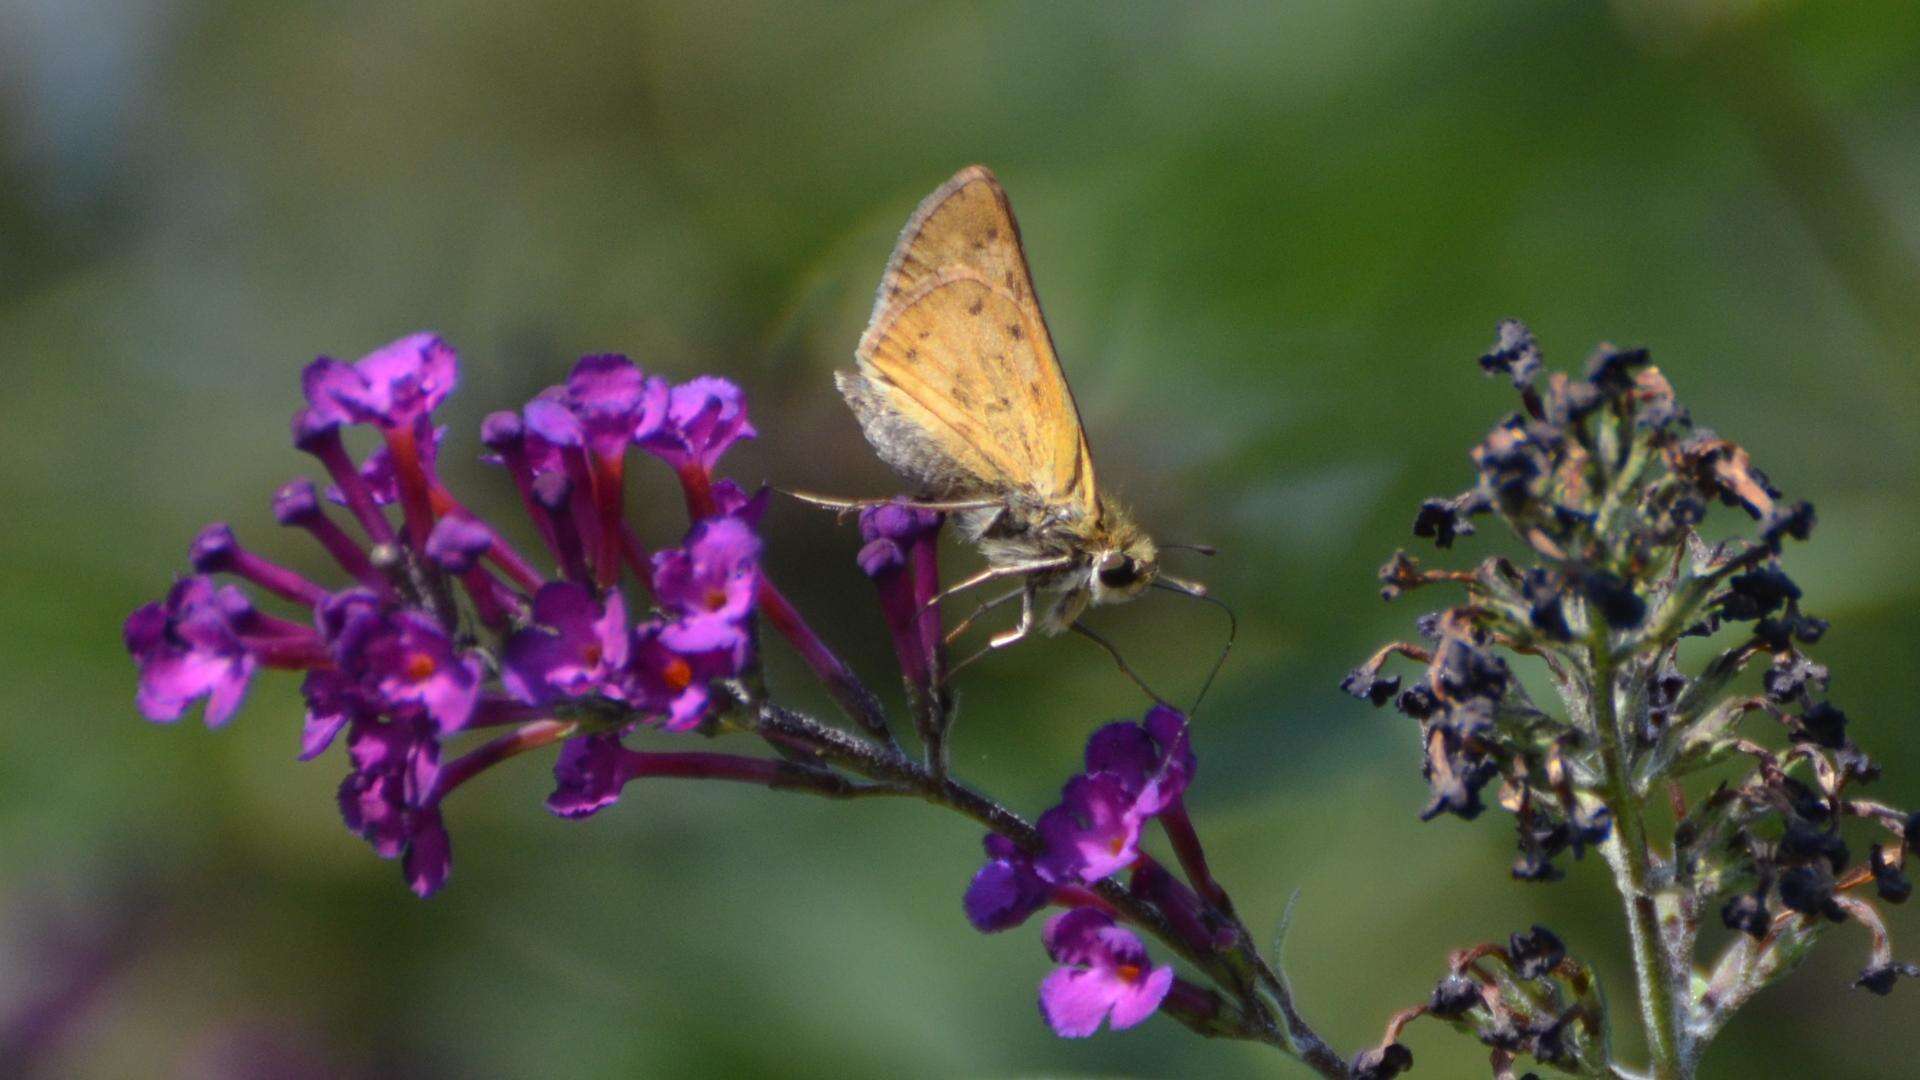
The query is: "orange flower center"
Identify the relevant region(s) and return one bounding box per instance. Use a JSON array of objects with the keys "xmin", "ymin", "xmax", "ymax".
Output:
[
  {"xmin": 582, "ymin": 643, "xmax": 604, "ymax": 667},
  {"xmin": 404, "ymin": 652, "xmax": 437, "ymax": 682},
  {"xmin": 663, "ymin": 657, "xmax": 694, "ymax": 693},
  {"xmin": 1107, "ymin": 835, "xmax": 1128, "ymax": 856},
  {"xmin": 1116, "ymin": 963, "xmax": 1143, "ymax": 983},
  {"xmin": 703, "ymin": 587, "xmax": 730, "ymax": 612}
]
